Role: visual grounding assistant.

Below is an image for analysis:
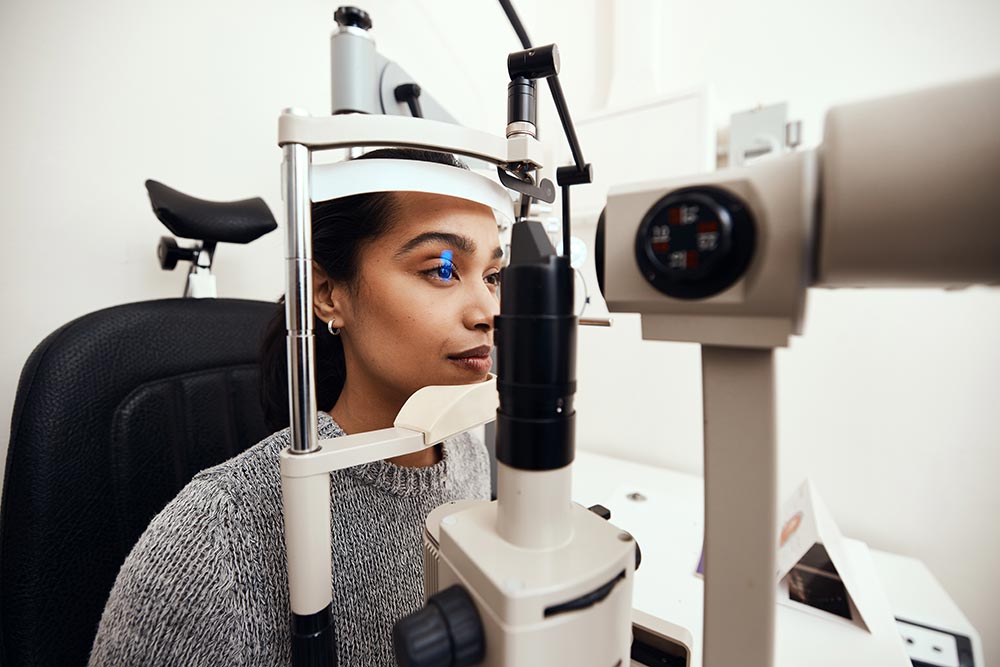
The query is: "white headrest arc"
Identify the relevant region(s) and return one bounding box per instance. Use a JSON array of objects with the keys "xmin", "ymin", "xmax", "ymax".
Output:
[{"xmin": 309, "ymin": 158, "xmax": 516, "ymax": 222}]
